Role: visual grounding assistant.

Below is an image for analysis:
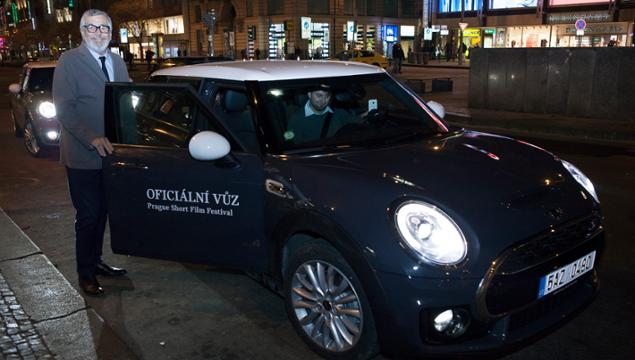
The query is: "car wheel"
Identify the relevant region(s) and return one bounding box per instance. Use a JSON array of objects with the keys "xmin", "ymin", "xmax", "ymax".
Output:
[
  {"xmin": 11, "ymin": 110, "xmax": 23, "ymax": 137},
  {"xmin": 23, "ymin": 120, "xmax": 42, "ymax": 157},
  {"xmin": 284, "ymin": 240, "xmax": 378, "ymax": 360}
]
